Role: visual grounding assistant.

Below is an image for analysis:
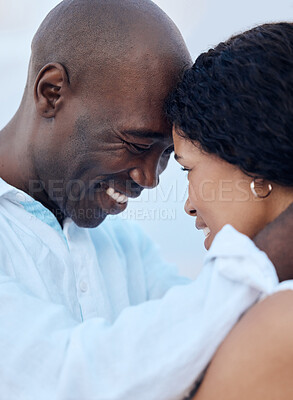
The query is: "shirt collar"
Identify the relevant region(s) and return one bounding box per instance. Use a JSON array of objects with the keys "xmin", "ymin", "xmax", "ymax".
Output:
[
  {"xmin": 0, "ymin": 177, "xmax": 73, "ymax": 237},
  {"xmin": 0, "ymin": 177, "xmax": 20, "ymax": 197},
  {"xmin": 205, "ymin": 224, "xmax": 267, "ymax": 260}
]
